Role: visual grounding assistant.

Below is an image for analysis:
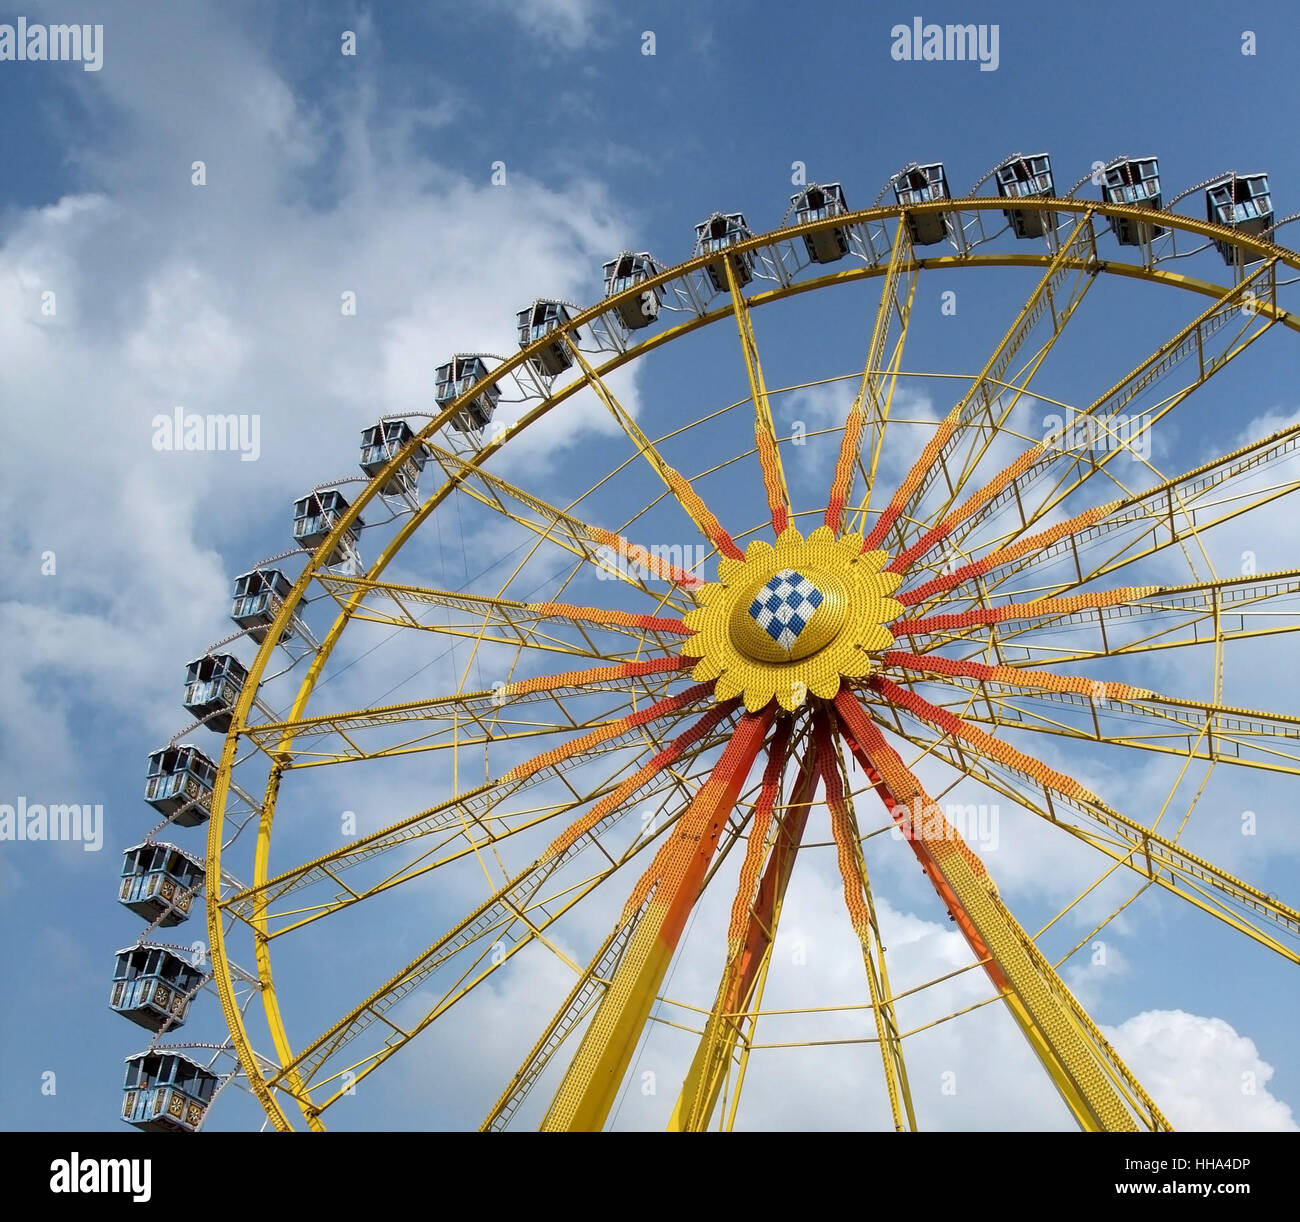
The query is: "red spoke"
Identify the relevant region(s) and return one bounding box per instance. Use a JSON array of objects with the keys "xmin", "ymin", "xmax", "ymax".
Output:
[{"xmin": 890, "ymin": 584, "xmax": 1158, "ymax": 637}]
